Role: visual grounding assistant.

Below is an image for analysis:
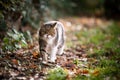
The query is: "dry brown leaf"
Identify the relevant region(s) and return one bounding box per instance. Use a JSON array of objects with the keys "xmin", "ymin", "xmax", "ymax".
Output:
[
  {"xmin": 29, "ymin": 64, "xmax": 37, "ymax": 69},
  {"xmin": 32, "ymin": 51, "xmax": 39, "ymax": 58},
  {"xmin": 82, "ymin": 69, "xmax": 89, "ymax": 74},
  {"xmin": 76, "ymin": 69, "xmax": 89, "ymax": 74},
  {"xmin": 62, "ymin": 62, "xmax": 76, "ymax": 70},
  {"xmin": 12, "ymin": 59, "xmax": 18, "ymax": 65}
]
